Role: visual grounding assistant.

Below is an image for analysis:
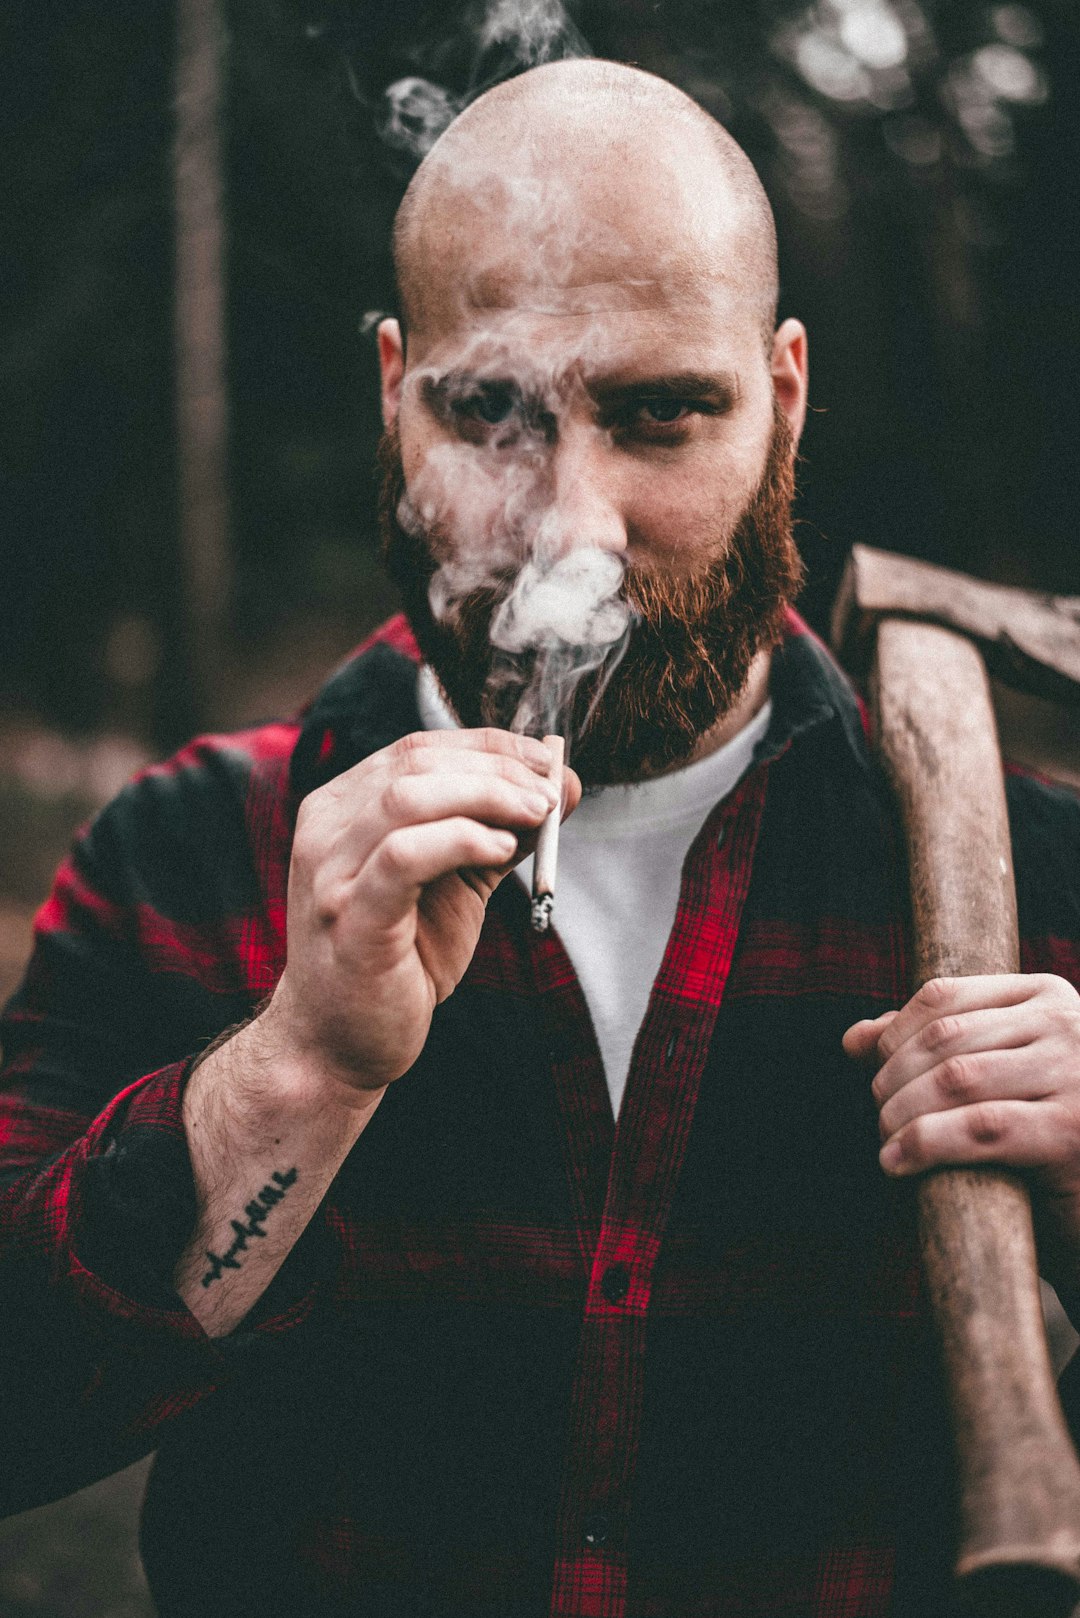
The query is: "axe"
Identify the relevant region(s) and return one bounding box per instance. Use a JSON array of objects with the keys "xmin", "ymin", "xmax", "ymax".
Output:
[{"xmin": 832, "ymin": 545, "xmax": 1080, "ymax": 1615}]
